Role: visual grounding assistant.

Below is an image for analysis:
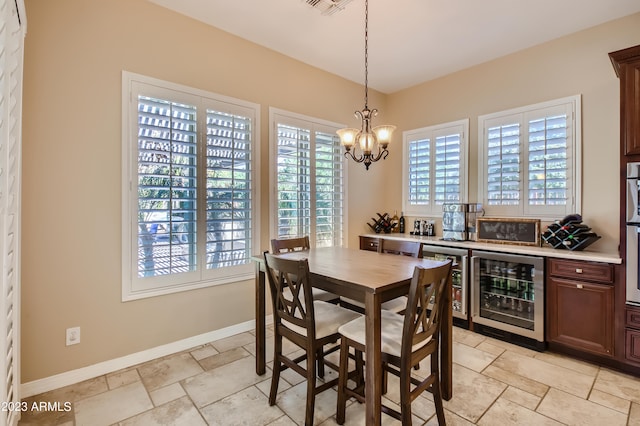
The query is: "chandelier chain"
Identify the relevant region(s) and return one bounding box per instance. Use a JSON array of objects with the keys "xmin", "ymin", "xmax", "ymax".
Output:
[{"xmin": 364, "ymin": 0, "xmax": 368, "ymax": 109}]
